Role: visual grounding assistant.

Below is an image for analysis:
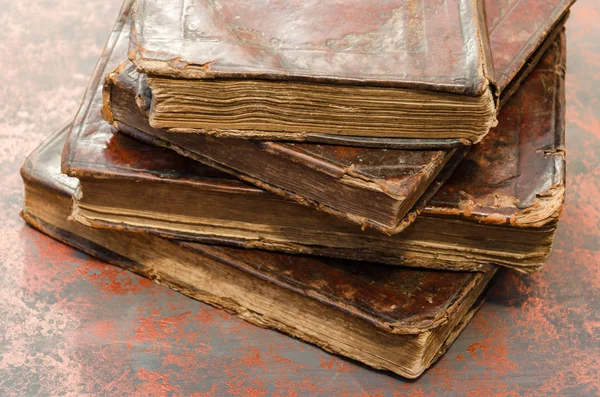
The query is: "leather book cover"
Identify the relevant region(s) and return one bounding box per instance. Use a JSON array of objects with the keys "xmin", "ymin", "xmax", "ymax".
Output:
[
  {"xmin": 130, "ymin": 0, "xmax": 493, "ymax": 94},
  {"xmin": 63, "ymin": 0, "xmax": 566, "ymax": 273},
  {"xmin": 130, "ymin": 0, "xmax": 573, "ymax": 97},
  {"xmin": 130, "ymin": 0, "xmax": 498, "ymax": 143},
  {"xmin": 22, "ymin": 125, "xmax": 497, "ymax": 378},
  {"xmin": 486, "ymin": 0, "xmax": 573, "ymax": 98}
]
